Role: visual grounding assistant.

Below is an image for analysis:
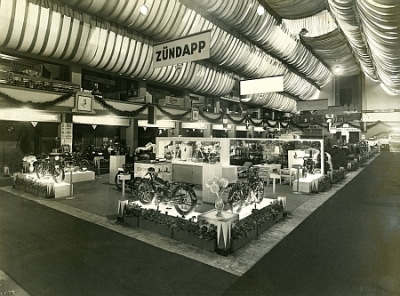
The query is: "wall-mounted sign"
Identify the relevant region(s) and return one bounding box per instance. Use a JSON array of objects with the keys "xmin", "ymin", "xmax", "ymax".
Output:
[
  {"xmin": 0, "ymin": 109, "xmax": 60, "ymax": 122},
  {"xmin": 138, "ymin": 120, "xmax": 176, "ymax": 128},
  {"xmin": 84, "ymin": 75, "xmax": 115, "ymax": 86},
  {"xmin": 73, "ymin": 115, "xmax": 130, "ymax": 126},
  {"xmin": 182, "ymin": 122, "xmax": 208, "ymax": 129},
  {"xmin": 297, "ymin": 99, "xmax": 328, "ymax": 111},
  {"xmin": 0, "ymin": 54, "xmax": 42, "ymax": 74},
  {"xmin": 153, "ymin": 30, "xmax": 211, "ymax": 68},
  {"xmin": 240, "ymin": 76, "xmax": 284, "ymax": 95}
]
